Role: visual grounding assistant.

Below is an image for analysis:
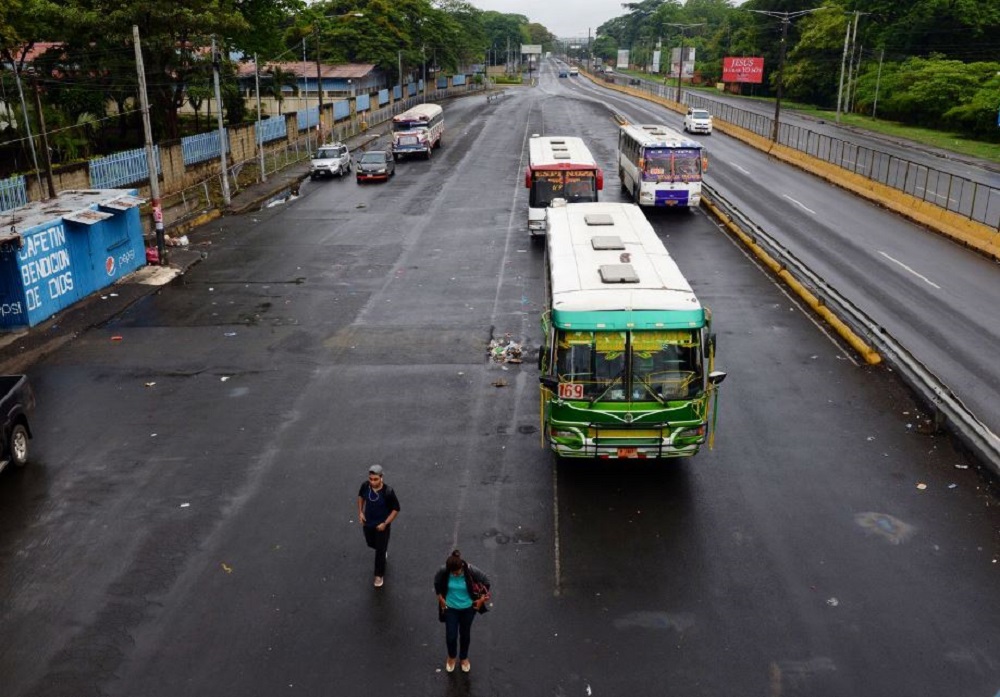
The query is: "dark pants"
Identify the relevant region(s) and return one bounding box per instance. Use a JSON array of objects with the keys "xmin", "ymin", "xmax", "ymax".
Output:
[
  {"xmin": 363, "ymin": 525, "xmax": 390, "ymax": 576},
  {"xmin": 444, "ymin": 607, "xmax": 477, "ymax": 660}
]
